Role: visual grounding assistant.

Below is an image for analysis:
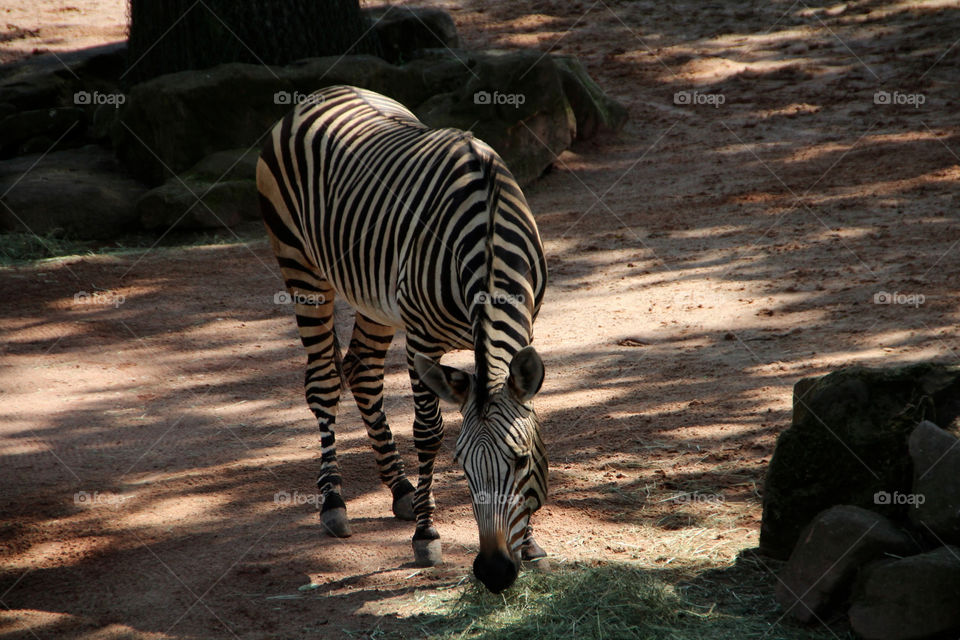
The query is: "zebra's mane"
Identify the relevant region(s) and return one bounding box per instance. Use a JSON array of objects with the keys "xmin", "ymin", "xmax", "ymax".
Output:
[{"xmin": 473, "ymin": 150, "xmax": 502, "ymax": 411}]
